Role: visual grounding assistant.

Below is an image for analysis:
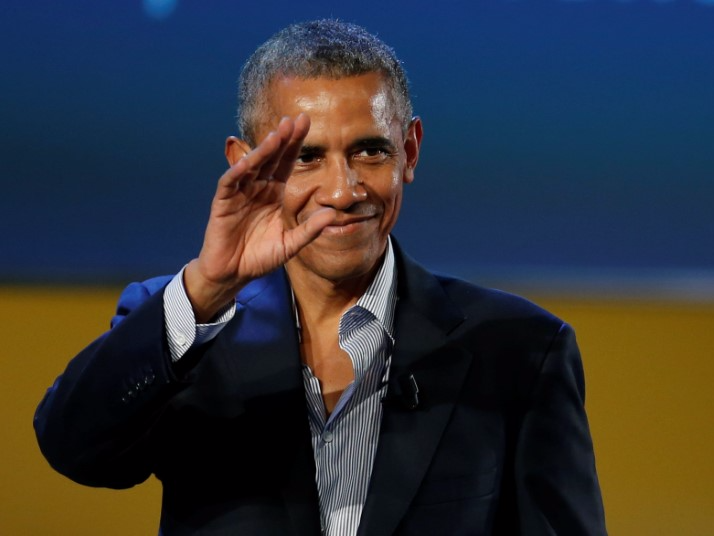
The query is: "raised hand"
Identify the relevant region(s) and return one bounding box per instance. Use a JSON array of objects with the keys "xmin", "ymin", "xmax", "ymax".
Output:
[{"xmin": 183, "ymin": 114, "xmax": 336, "ymax": 322}]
